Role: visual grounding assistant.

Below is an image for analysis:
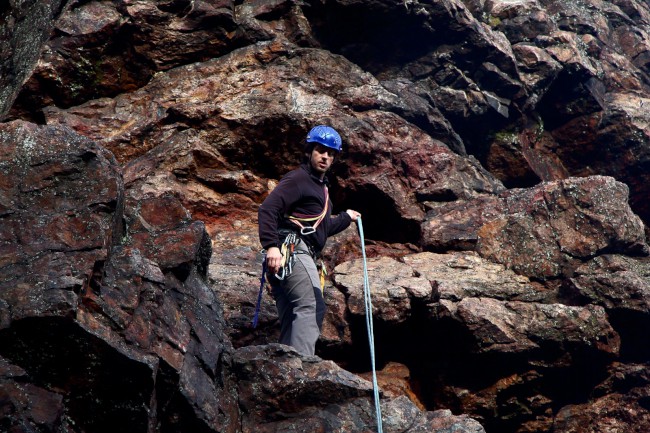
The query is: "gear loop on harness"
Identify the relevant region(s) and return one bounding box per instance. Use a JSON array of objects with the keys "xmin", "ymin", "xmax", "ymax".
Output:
[{"xmin": 274, "ymin": 231, "xmax": 298, "ymax": 280}]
